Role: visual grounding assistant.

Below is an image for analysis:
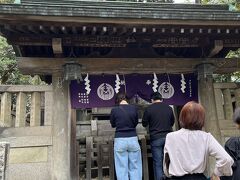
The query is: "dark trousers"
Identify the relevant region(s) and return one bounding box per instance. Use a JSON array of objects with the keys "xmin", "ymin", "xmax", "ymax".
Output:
[
  {"xmin": 167, "ymin": 173, "xmax": 208, "ymax": 180},
  {"xmin": 150, "ymin": 137, "xmax": 166, "ymax": 180}
]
